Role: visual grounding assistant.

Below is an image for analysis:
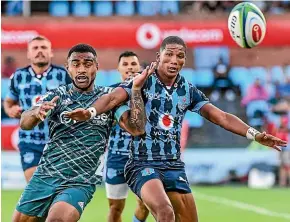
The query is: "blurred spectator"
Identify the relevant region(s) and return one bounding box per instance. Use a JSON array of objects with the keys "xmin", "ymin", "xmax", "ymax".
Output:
[
  {"xmin": 210, "ymin": 57, "xmax": 236, "ymax": 102},
  {"xmin": 2, "ymin": 56, "xmax": 17, "ymax": 78},
  {"xmin": 241, "ymin": 78, "xmax": 269, "ymax": 107},
  {"xmin": 277, "ymin": 77, "xmax": 290, "ymax": 98},
  {"xmin": 269, "ymin": 88, "xmax": 289, "ymax": 115}
]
